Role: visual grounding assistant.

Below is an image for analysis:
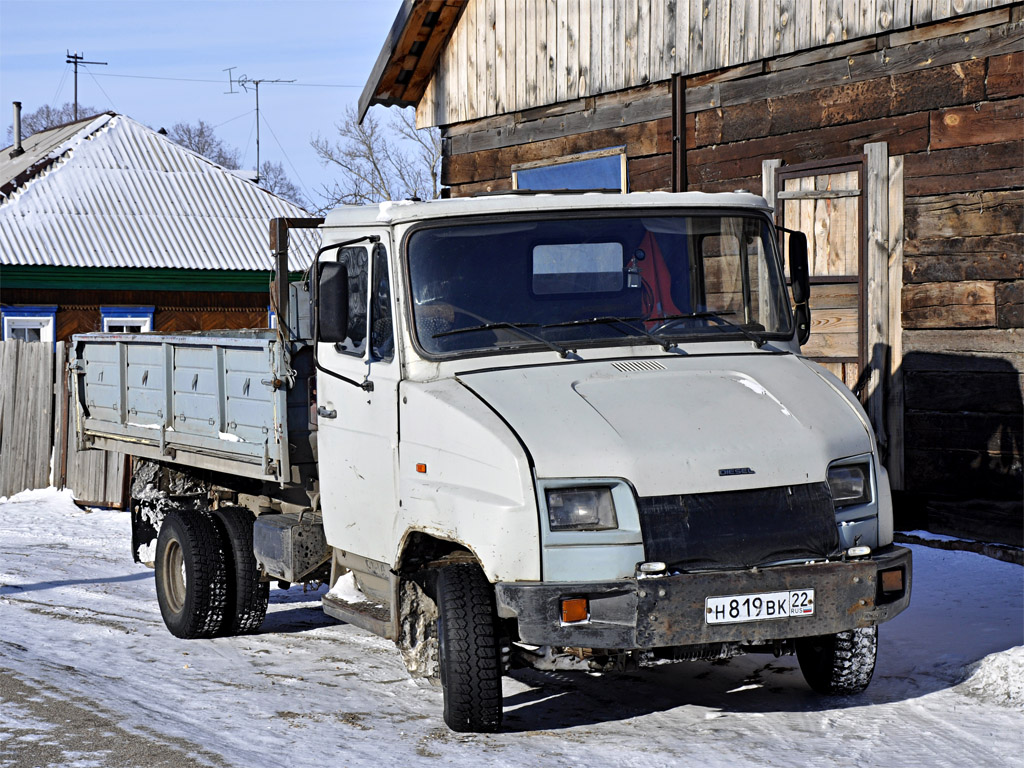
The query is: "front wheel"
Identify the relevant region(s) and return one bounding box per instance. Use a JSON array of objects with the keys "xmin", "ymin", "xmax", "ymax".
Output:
[
  {"xmin": 436, "ymin": 564, "xmax": 503, "ymax": 732},
  {"xmin": 154, "ymin": 508, "xmax": 228, "ymax": 639},
  {"xmin": 796, "ymin": 626, "xmax": 878, "ymax": 695}
]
